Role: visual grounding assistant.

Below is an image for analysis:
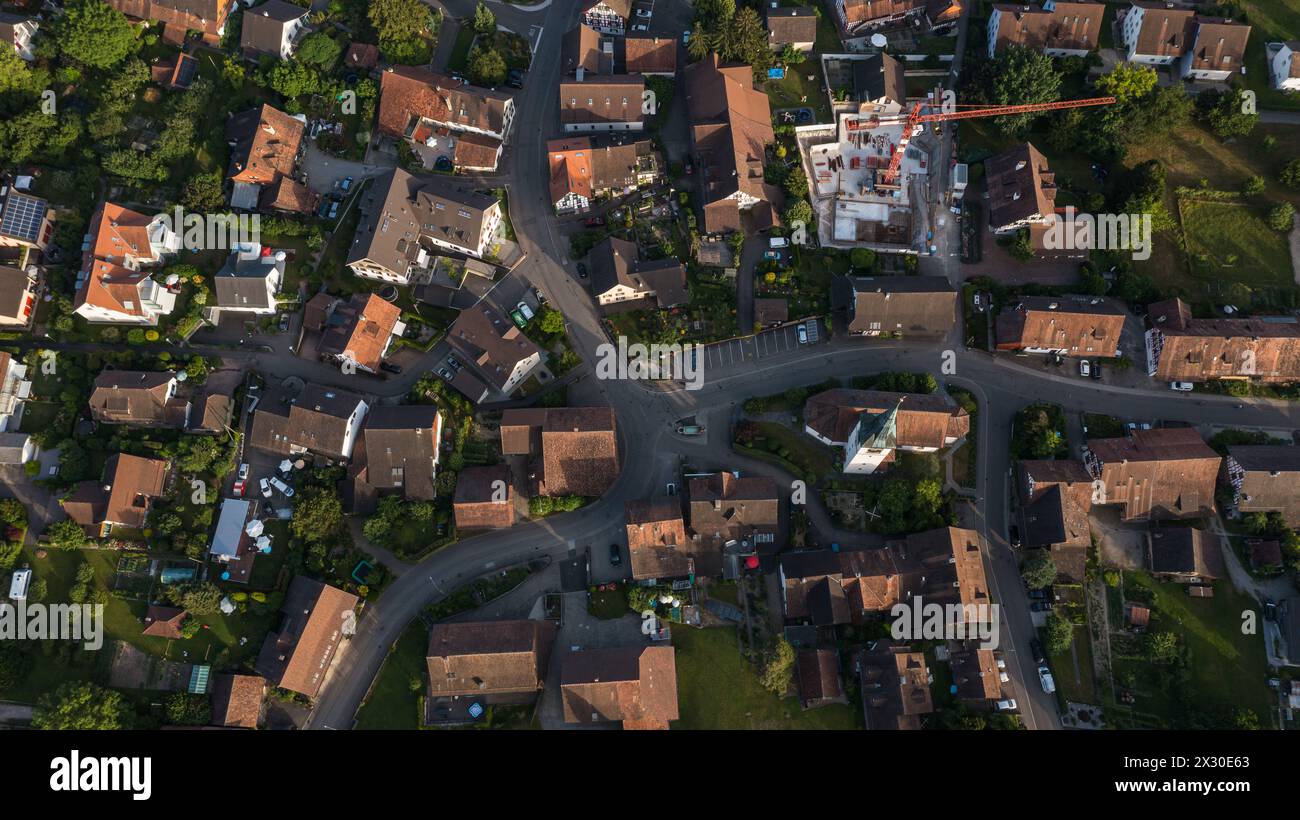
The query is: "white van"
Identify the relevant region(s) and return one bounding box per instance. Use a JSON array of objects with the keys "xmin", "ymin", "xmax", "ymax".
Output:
[
  {"xmin": 769, "ymin": 236, "xmax": 789, "ymax": 249},
  {"xmin": 1169, "ymin": 381, "xmax": 1194, "ymax": 392}
]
